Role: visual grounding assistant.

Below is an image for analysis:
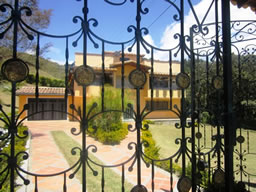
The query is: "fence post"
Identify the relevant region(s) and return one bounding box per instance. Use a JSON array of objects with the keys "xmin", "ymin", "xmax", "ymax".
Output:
[{"xmin": 221, "ymin": 1, "xmax": 234, "ymax": 192}]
